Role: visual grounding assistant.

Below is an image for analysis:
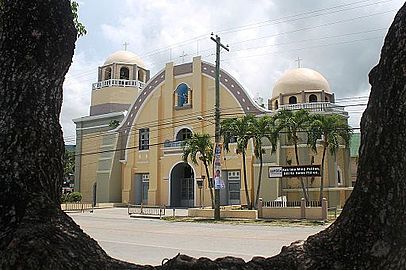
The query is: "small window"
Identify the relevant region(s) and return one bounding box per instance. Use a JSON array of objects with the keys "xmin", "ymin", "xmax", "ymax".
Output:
[
  {"xmin": 176, "ymin": 83, "xmax": 190, "ymax": 107},
  {"xmin": 309, "ymin": 94, "xmax": 317, "ymax": 103},
  {"xmin": 325, "ymin": 96, "xmax": 329, "ymax": 102},
  {"xmin": 176, "ymin": 128, "xmax": 192, "ymax": 141},
  {"xmin": 120, "ymin": 67, "xmax": 130, "ymax": 80},
  {"xmin": 104, "ymin": 67, "xmax": 112, "ymax": 80},
  {"xmin": 289, "ymin": 96, "xmax": 297, "ymax": 104},
  {"xmin": 274, "ymin": 100, "xmax": 279, "ymax": 110},
  {"xmin": 139, "ymin": 128, "xmax": 149, "ymax": 150}
]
